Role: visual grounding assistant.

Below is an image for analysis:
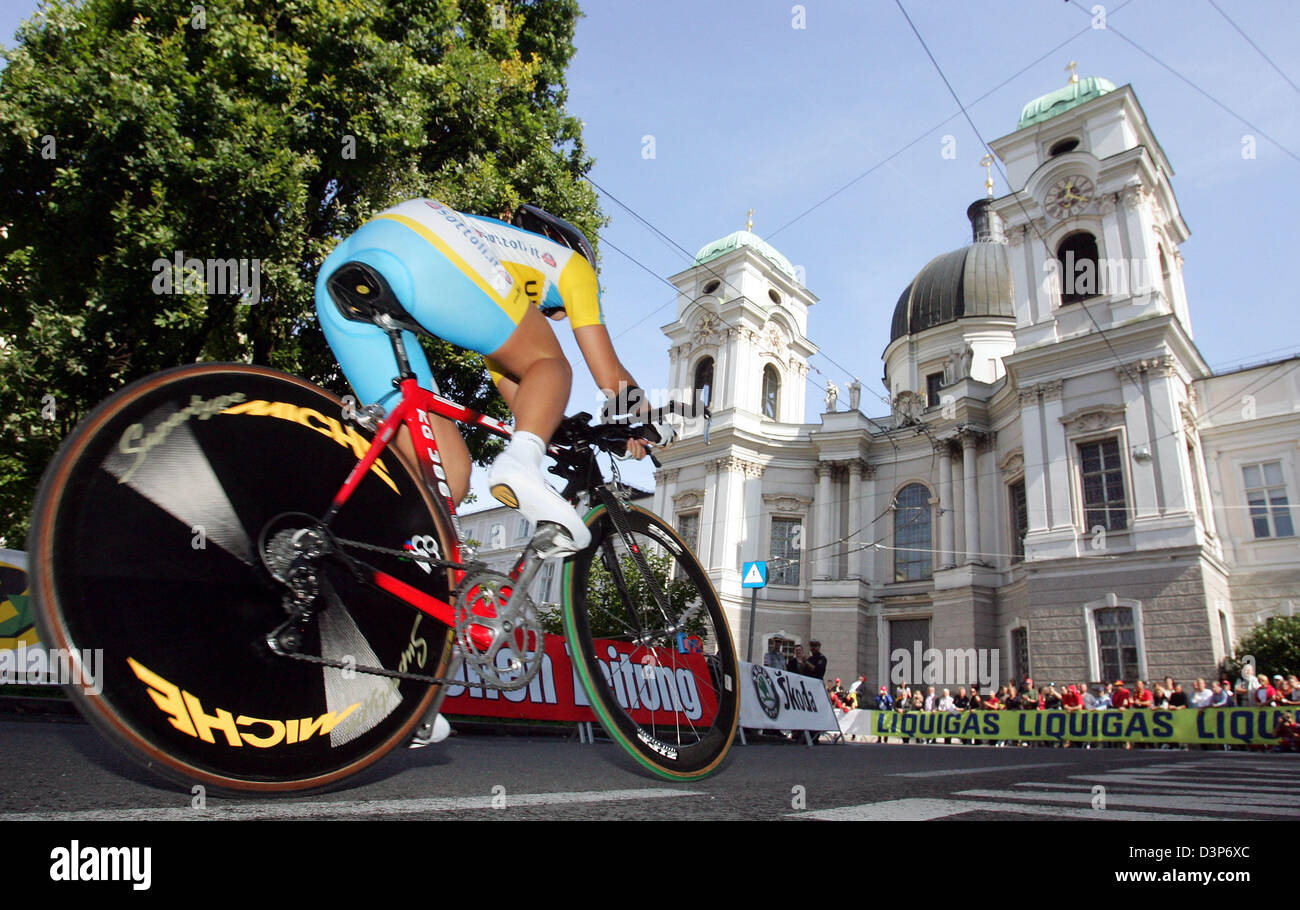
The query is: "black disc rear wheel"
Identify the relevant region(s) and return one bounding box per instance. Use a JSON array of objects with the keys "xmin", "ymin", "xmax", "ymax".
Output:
[{"xmin": 29, "ymin": 363, "xmax": 453, "ymax": 794}]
